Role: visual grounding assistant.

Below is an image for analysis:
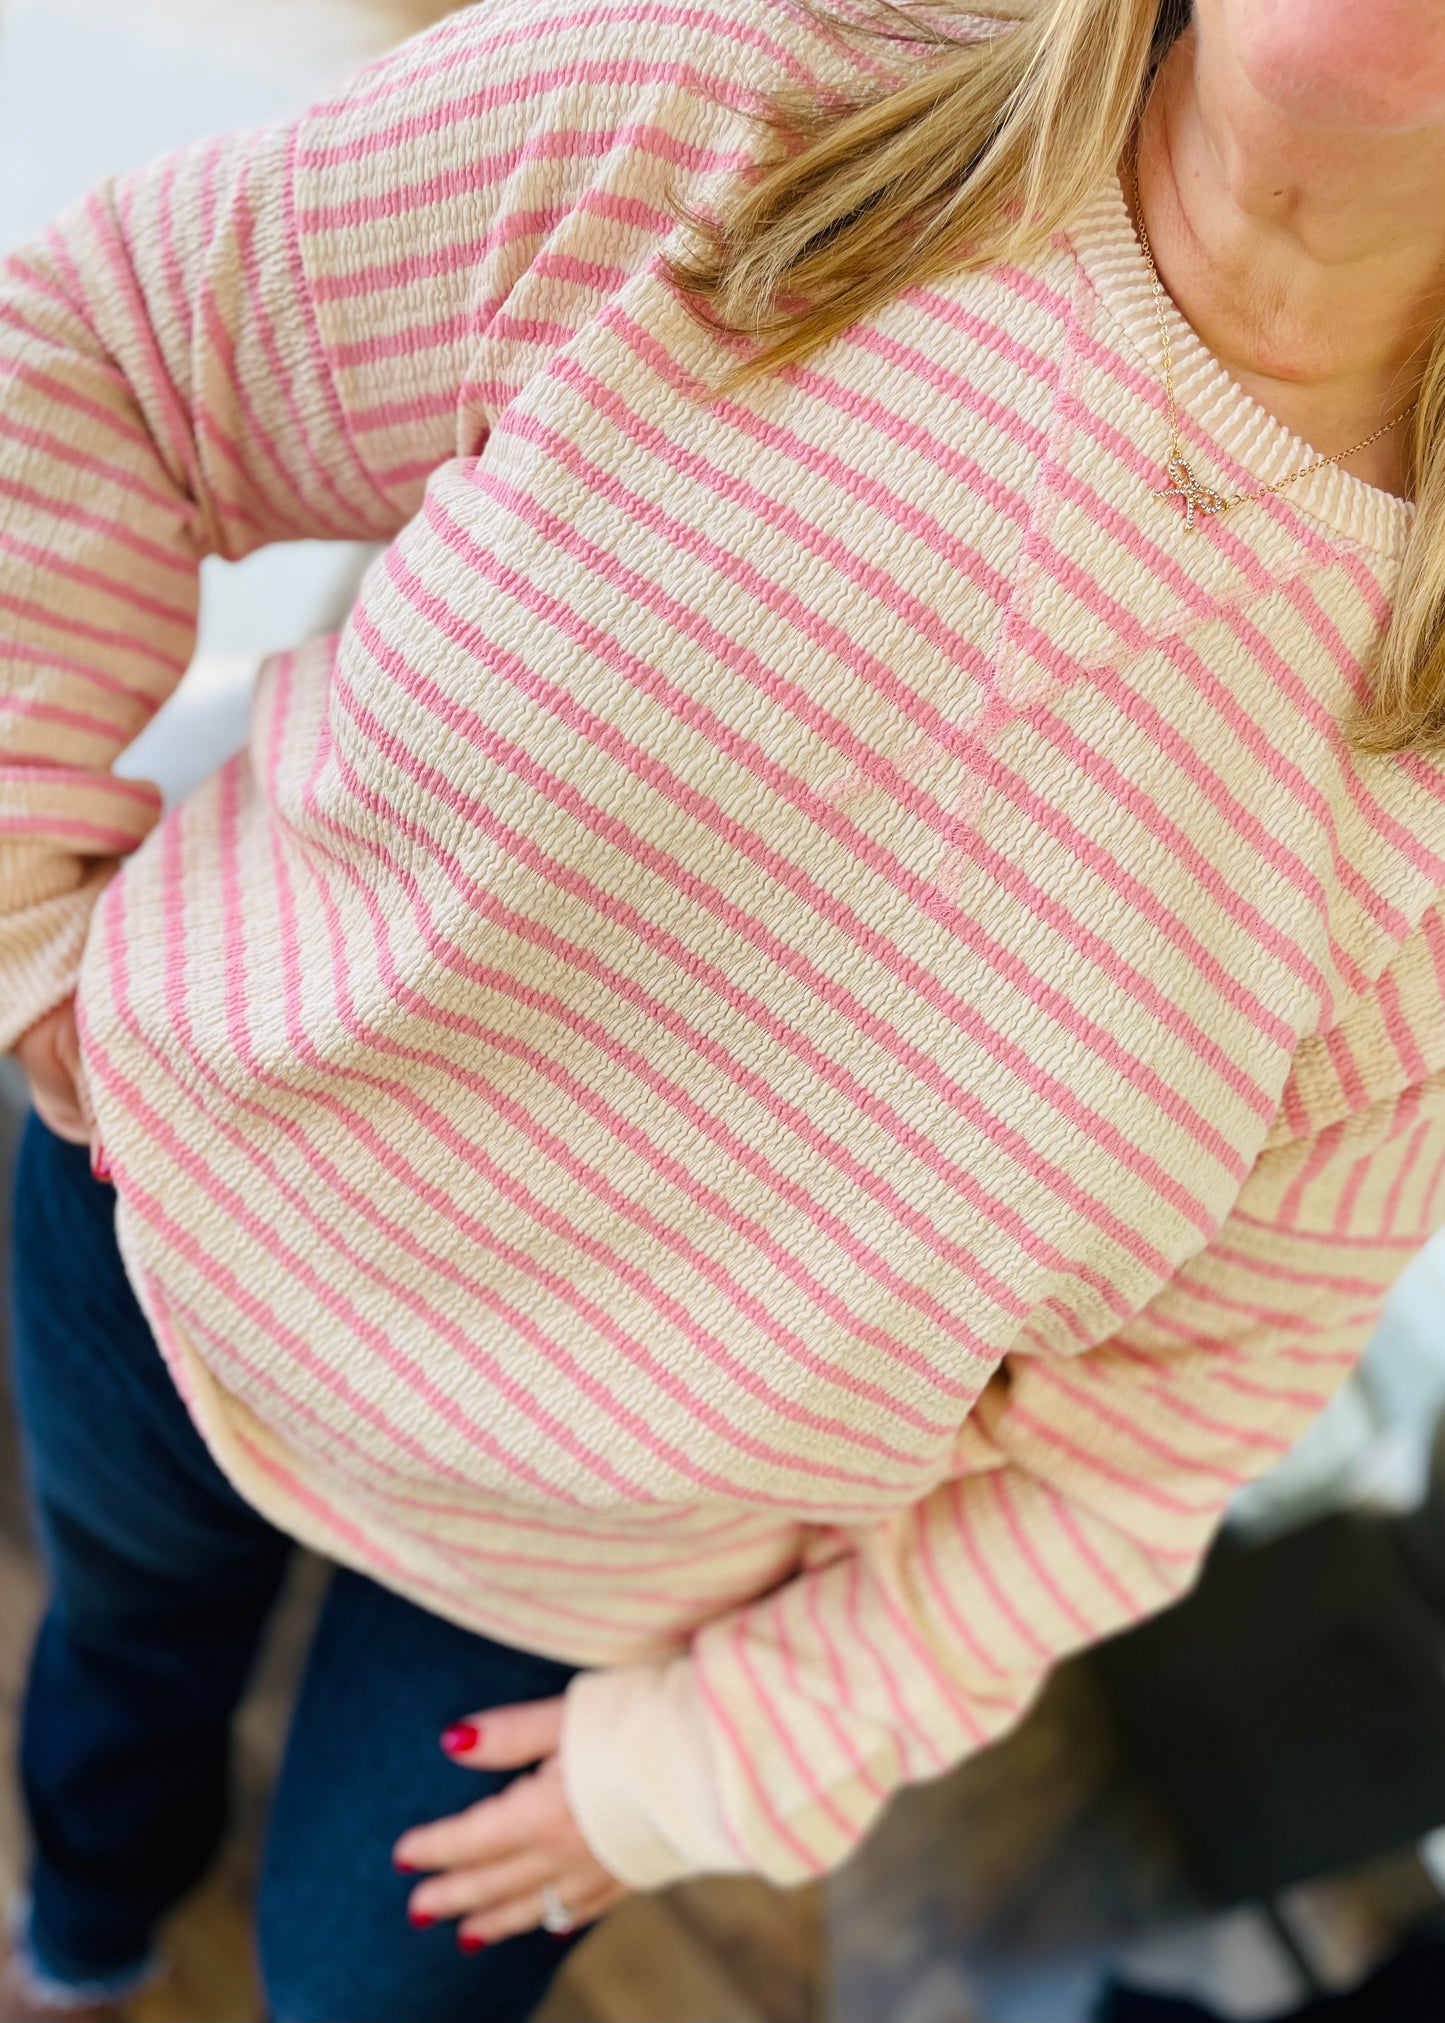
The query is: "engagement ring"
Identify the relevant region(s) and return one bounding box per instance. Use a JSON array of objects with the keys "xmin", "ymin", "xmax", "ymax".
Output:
[{"xmin": 540, "ymin": 1882, "xmax": 575, "ymax": 1935}]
